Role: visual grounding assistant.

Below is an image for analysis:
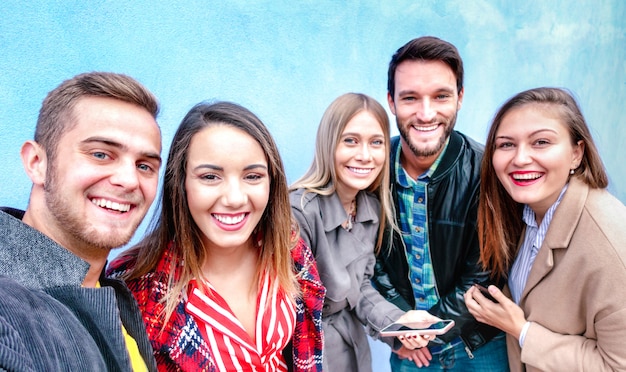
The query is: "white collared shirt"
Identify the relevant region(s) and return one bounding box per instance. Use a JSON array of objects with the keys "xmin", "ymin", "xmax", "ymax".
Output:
[{"xmin": 508, "ymin": 184, "xmax": 569, "ymax": 304}]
